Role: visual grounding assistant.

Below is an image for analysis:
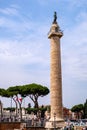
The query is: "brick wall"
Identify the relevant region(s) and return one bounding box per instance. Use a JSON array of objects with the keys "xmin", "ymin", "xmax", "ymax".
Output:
[
  {"xmin": 0, "ymin": 123, "xmax": 46, "ymax": 130},
  {"xmin": 26, "ymin": 127, "xmax": 45, "ymax": 130},
  {"xmin": 0, "ymin": 122, "xmax": 21, "ymax": 130}
]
